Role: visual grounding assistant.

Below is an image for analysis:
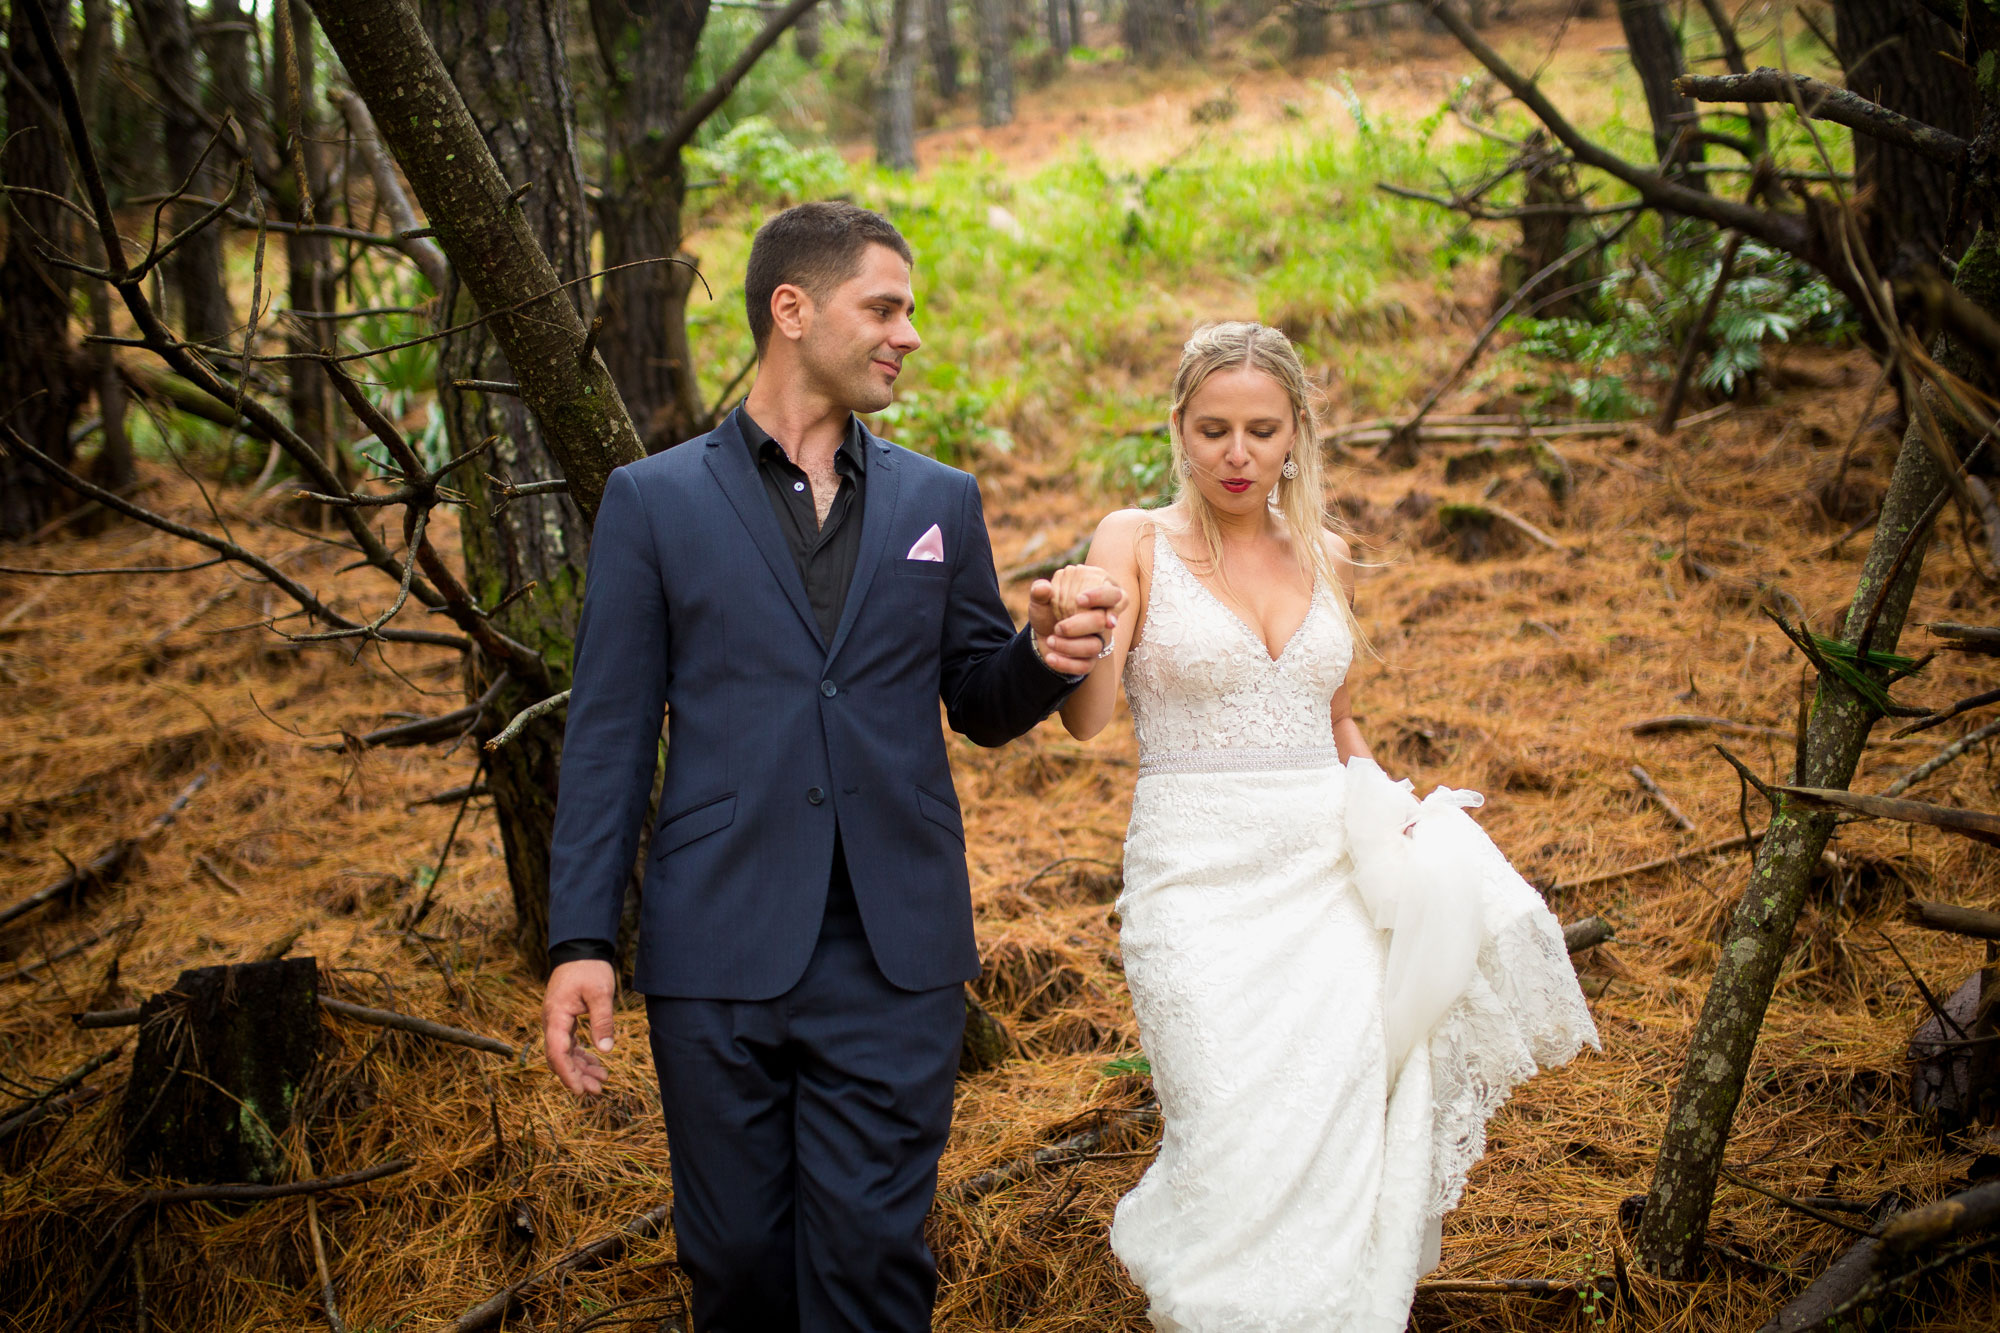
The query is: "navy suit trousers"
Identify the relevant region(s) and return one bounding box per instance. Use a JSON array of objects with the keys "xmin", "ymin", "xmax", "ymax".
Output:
[{"xmin": 646, "ymin": 880, "xmax": 964, "ymax": 1333}]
